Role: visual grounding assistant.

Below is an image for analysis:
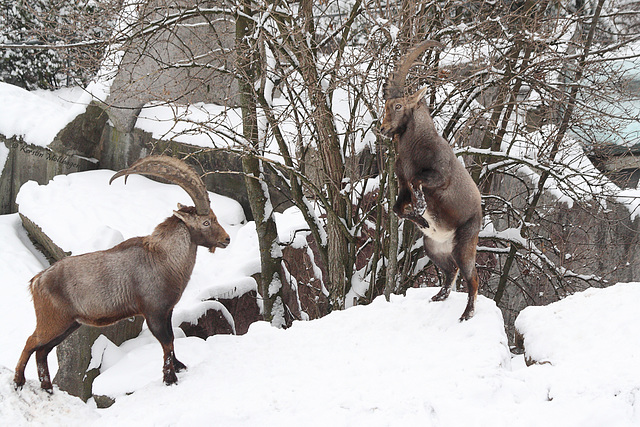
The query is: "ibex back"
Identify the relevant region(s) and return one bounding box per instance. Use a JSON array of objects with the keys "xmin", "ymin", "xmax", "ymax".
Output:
[
  {"xmin": 381, "ymin": 41, "xmax": 483, "ymax": 321},
  {"xmin": 14, "ymin": 155, "xmax": 230, "ymax": 392}
]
